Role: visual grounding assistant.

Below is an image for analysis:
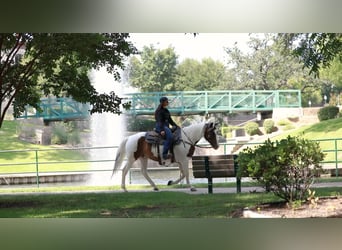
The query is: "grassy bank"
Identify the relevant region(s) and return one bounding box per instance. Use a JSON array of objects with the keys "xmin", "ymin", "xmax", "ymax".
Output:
[
  {"xmin": 0, "ymin": 120, "xmax": 90, "ymax": 173},
  {"xmin": 275, "ymin": 117, "xmax": 342, "ymax": 140},
  {"xmin": 272, "ymin": 117, "xmax": 342, "ymax": 162}
]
